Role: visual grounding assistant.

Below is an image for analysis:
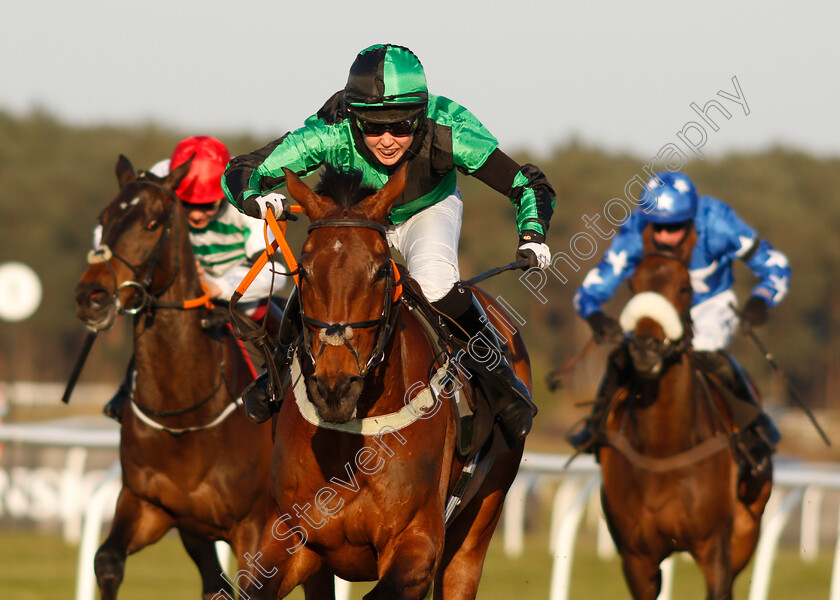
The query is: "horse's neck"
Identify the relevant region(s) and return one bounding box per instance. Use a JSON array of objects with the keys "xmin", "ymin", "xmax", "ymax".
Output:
[
  {"xmin": 132, "ymin": 238, "xmax": 225, "ymax": 404},
  {"xmin": 364, "ymin": 307, "xmax": 435, "ymax": 414},
  {"xmin": 633, "ymin": 355, "xmax": 709, "ymax": 449}
]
